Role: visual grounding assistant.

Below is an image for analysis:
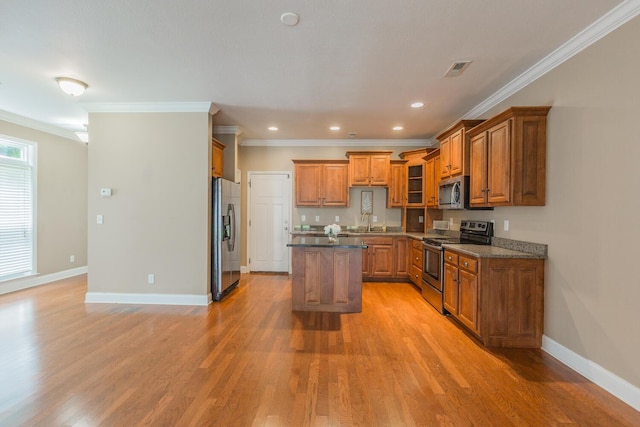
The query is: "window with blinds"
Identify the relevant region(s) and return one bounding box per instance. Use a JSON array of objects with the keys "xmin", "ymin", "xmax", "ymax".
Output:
[{"xmin": 0, "ymin": 137, "xmax": 35, "ymax": 281}]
